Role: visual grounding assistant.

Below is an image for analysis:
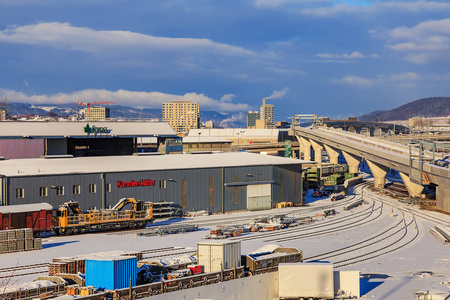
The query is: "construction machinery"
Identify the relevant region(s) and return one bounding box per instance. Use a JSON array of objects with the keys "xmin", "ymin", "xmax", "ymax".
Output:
[{"xmin": 53, "ymin": 198, "xmax": 153, "ymax": 235}]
